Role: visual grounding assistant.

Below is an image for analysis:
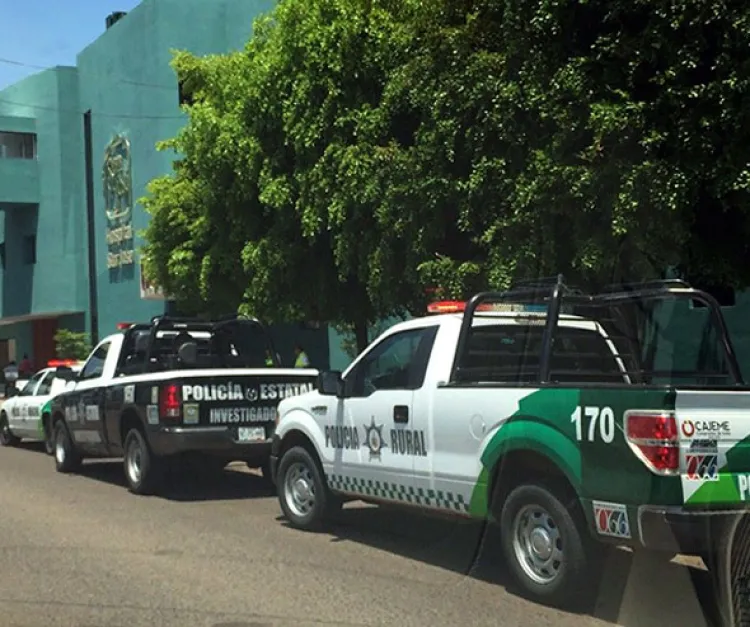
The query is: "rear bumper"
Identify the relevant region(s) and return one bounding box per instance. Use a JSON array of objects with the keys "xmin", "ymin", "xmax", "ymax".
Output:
[
  {"xmin": 637, "ymin": 505, "xmax": 742, "ymax": 554},
  {"xmin": 149, "ymin": 425, "xmax": 272, "ymax": 465}
]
